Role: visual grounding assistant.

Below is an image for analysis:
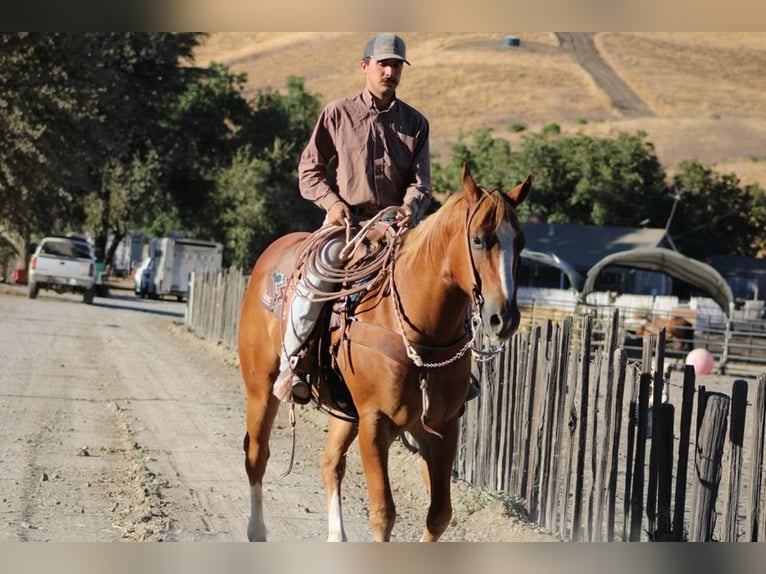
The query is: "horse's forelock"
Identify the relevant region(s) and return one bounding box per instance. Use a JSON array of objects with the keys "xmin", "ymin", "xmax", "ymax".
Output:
[
  {"xmin": 399, "ymin": 187, "xmax": 523, "ymax": 264},
  {"xmin": 473, "ymin": 187, "xmax": 520, "ymax": 235}
]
